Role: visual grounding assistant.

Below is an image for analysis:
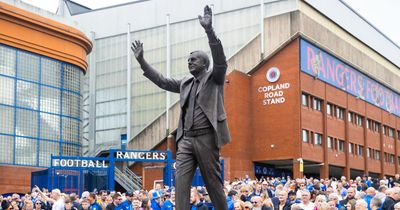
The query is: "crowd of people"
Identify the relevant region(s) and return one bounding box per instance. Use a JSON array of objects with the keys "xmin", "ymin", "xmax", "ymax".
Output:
[{"xmin": 2, "ymin": 174, "xmax": 400, "ymax": 210}]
